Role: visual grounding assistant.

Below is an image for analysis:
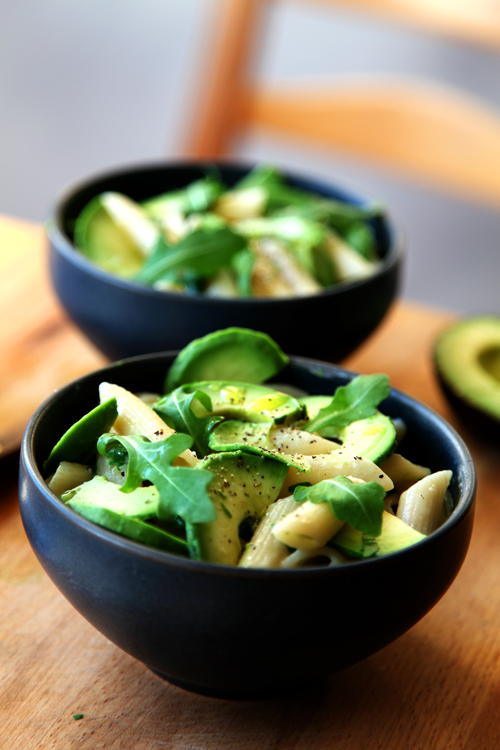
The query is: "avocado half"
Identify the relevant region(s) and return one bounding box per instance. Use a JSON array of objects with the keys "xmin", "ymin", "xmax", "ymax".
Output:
[{"xmin": 434, "ymin": 315, "xmax": 500, "ymax": 438}]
